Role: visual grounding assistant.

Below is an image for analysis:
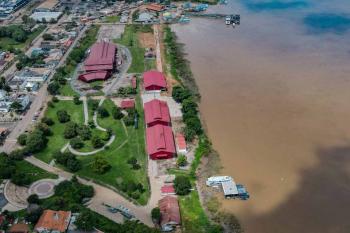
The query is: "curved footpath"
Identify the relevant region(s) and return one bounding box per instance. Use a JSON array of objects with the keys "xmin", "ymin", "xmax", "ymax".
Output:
[
  {"xmin": 25, "ymin": 156, "xmax": 154, "ymax": 226},
  {"xmin": 67, "ymin": 135, "xmax": 115, "ymax": 156}
]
